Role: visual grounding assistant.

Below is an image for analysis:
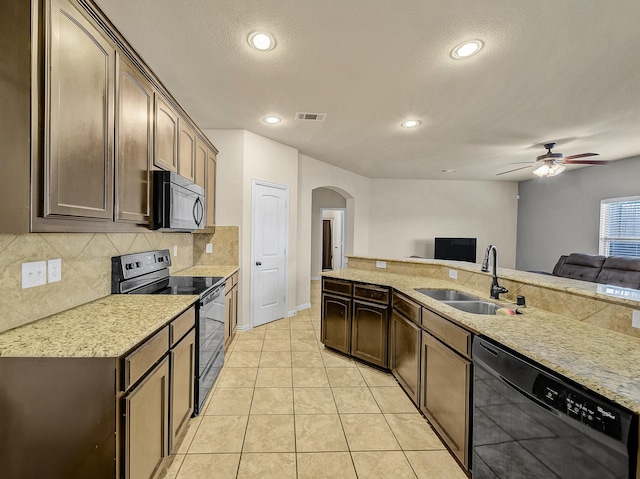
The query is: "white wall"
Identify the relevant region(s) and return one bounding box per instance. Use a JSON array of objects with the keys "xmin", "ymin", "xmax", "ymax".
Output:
[
  {"xmin": 311, "ymin": 188, "xmax": 346, "ymax": 278},
  {"xmin": 297, "ymin": 155, "xmax": 371, "ymax": 308},
  {"xmin": 368, "ymin": 179, "xmax": 519, "ymax": 268}
]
